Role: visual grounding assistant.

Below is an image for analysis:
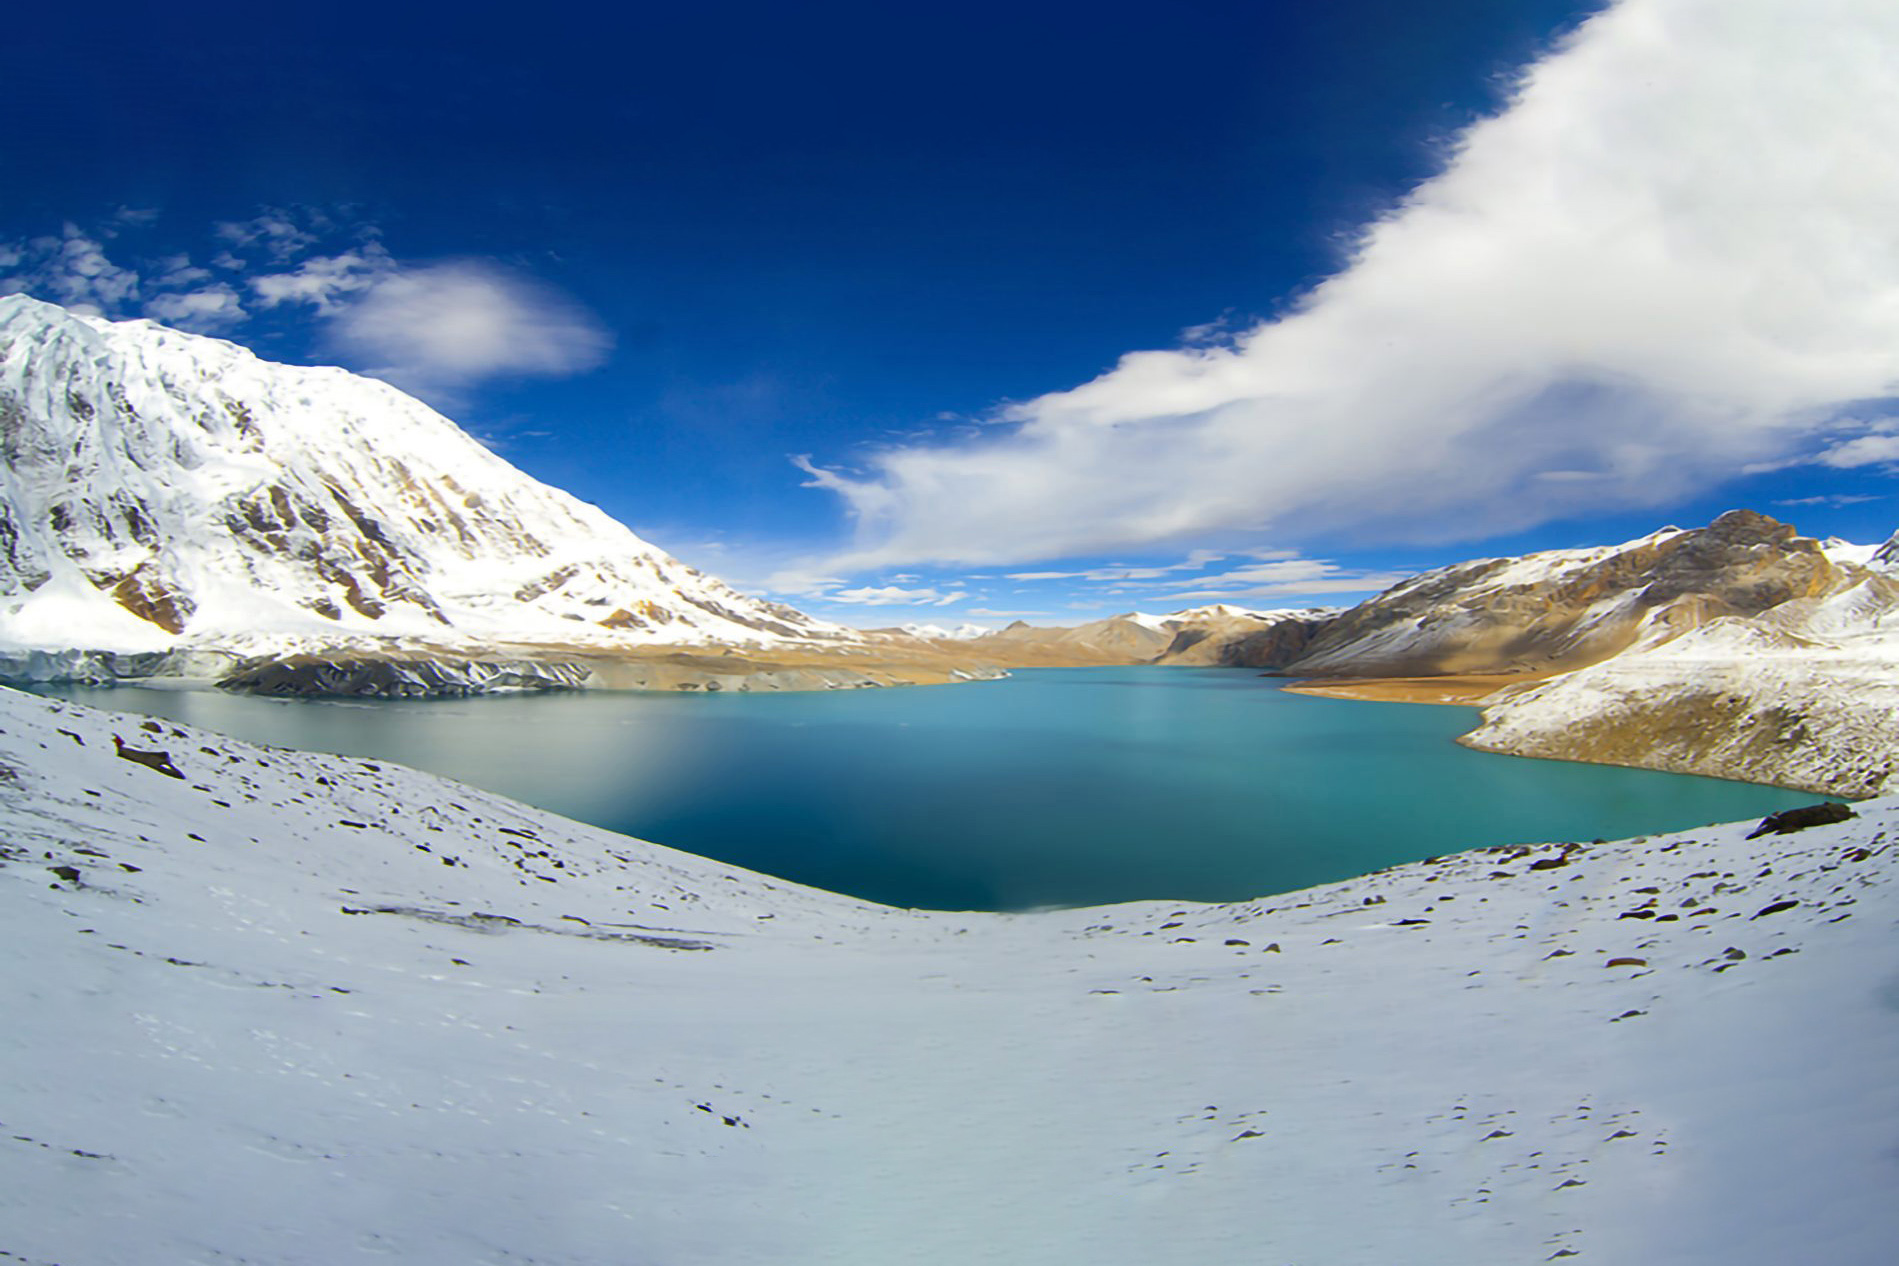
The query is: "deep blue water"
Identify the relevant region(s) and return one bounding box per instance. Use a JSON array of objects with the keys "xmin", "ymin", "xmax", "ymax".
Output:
[{"xmin": 30, "ymin": 667, "xmax": 1816, "ymax": 911}]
